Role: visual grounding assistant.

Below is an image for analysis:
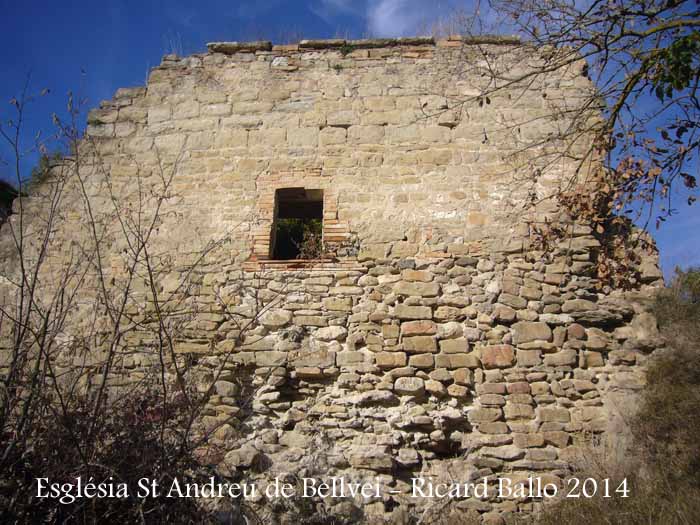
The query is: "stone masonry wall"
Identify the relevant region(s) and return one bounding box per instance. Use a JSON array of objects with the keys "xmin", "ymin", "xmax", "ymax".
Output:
[{"xmin": 0, "ymin": 37, "xmax": 664, "ymax": 523}]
